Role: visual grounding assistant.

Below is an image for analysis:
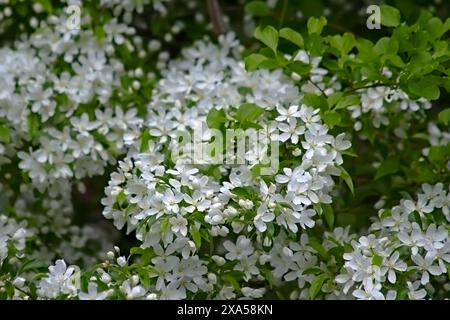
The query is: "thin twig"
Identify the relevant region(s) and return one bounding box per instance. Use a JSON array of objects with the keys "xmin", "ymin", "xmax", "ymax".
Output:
[
  {"xmin": 309, "ymin": 80, "xmax": 327, "ymax": 97},
  {"xmin": 347, "ymin": 82, "xmax": 397, "ymax": 93},
  {"xmin": 278, "ymin": 0, "xmax": 288, "ymax": 28},
  {"xmin": 207, "ymin": 0, "xmax": 226, "ymax": 35}
]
